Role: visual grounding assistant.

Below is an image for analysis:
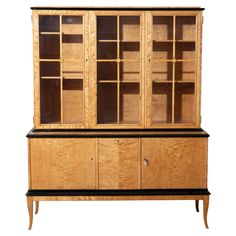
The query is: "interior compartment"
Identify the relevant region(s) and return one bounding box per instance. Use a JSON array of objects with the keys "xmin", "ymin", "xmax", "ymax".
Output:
[
  {"xmin": 175, "ymin": 61, "xmax": 195, "ymax": 81},
  {"xmin": 97, "ymin": 83, "xmax": 117, "ymax": 124},
  {"xmin": 39, "ymin": 15, "xmax": 59, "ymax": 32},
  {"xmin": 120, "ymin": 16, "xmax": 140, "ymax": 41},
  {"xmin": 39, "ymin": 35, "xmax": 60, "ymax": 59},
  {"xmin": 97, "ymin": 62, "xmax": 117, "ymax": 81},
  {"xmin": 40, "ymin": 62, "xmax": 60, "ymax": 77},
  {"xmin": 62, "ymin": 16, "xmax": 83, "ymax": 34},
  {"xmin": 176, "ymin": 16, "xmax": 196, "ymax": 41},
  {"xmin": 120, "ymin": 61, "xmax": 140, "ymax": 81},
  {"xmin": 120, "ymin": 42, "xmax": 140, "ymax": 60},
  {"xmin": 153, "ymin": 42, "xmax": 173, "ymax": 60},
  {"xmin": 97, "ymin": 42, "xmax": 117, "ymax": 59},
  {"xmin": 62, "ymin": 34, "xmax": 83, "ymax": 59},
  {"xmin": 63, "ymin": 61, "xmax": 84, "ymax": 78},
  {"xmin": 97, "ymin": 16, "xmax": 117, "ymax": 40},
  {"xmin": 152, "ymin": 83, "xmax": 172, "ymax": 124},
  {"xmin": 63, "ymin": 79, "xmax": 84, "ymax": 124},
  {"xmin": 174, "ymin": 83, "xmax": 195, "ymax": 123},
  {"xmin": 120, "ymin": 83, "xmax": 140, "ymax": 124},
  {"xmin": 152, "ymin": 61, "xmax": 172, "ymax": 81},
  {"xmin": 40, "ymin": 79, "xmax": 61, "ymax": 124},
  {"xmin": 153, "ymin": 16, "xmax": 173, "ymax": 41},
  {"xmin": 175, "ymin": 42, "xmax": 195, "ymax": 59}
]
